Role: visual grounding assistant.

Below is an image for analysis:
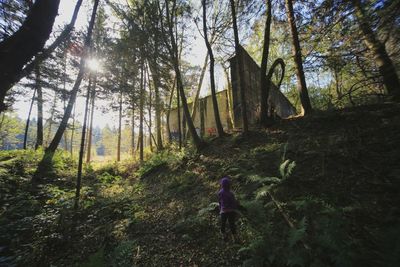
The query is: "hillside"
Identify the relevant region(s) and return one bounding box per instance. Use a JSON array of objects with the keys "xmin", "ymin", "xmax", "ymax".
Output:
[{"xmin": 1, "ymin": 103, "xmax": 400, "ymax": 267}]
